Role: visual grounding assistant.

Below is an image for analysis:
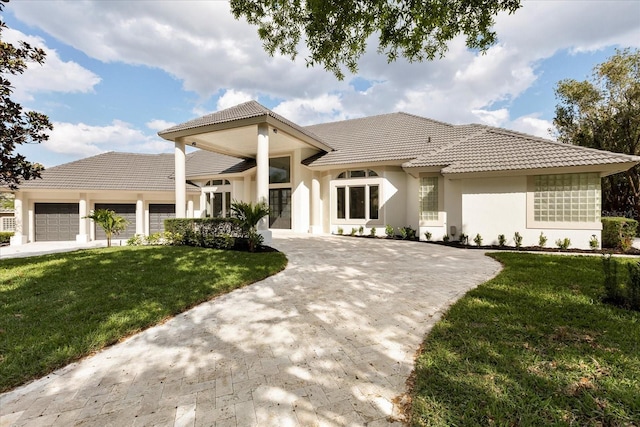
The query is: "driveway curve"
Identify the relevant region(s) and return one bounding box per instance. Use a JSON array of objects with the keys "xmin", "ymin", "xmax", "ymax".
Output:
[{"xmin": 1, "ymin": 233, "xmax": 501, "ymax": 427}]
